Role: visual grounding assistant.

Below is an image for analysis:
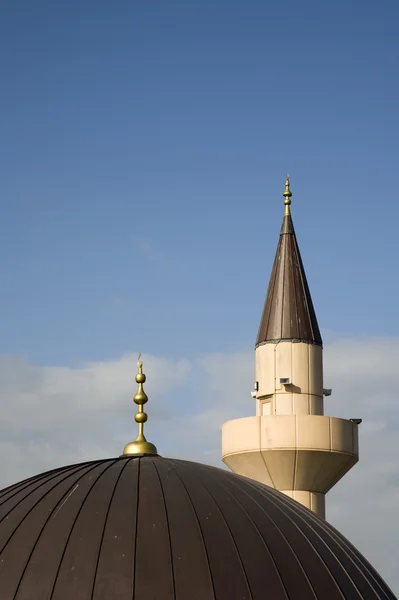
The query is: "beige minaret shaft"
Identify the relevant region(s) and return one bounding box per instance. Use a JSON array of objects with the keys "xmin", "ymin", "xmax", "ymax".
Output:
[{"xmin": 222, "ymin": 177, "xmax": 359, "ymax": 519}]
